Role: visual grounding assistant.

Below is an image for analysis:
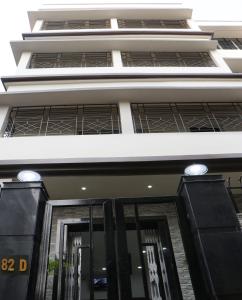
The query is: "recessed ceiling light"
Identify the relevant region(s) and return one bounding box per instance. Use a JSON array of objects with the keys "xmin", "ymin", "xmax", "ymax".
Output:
[
  {"xmin": 81, "ymin": 187, "xmax": 87, "ymax": 191},
  {"xmin": 142, "ymin": 250, "xmax": 147, "ymax": 254},
  {"xmin": 137, "ymin": 266, "xmax": 142, "ymax": 269},
  {"xmin": 147, "ymin": 185, "xmax": 152, "ymax": 189},
  {"xmin": 102, "ymin": 267, "xmax": 106, "ymax": 271},
  {"xmin": 184, "ymin": 164, "xmax": 208, "ymax": 176},
  {"xmin": 17, "ymin": 170, "xmax": 41, "ymax": 182}
]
